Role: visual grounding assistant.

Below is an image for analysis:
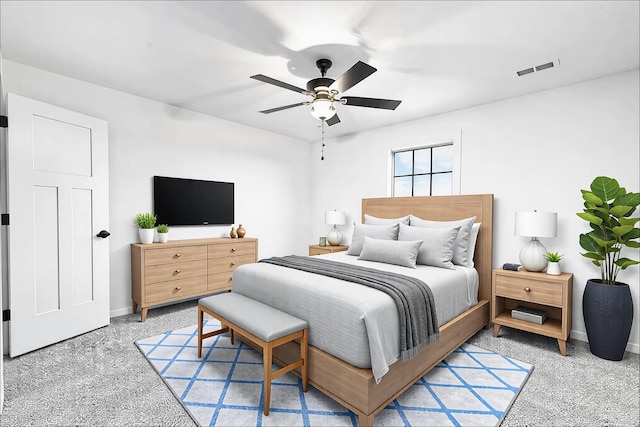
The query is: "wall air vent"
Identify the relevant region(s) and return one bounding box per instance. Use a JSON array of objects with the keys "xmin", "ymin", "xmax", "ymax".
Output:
[{"xmin": 517, "ymin": 59, "xmax": 558, "ymax": 77}]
